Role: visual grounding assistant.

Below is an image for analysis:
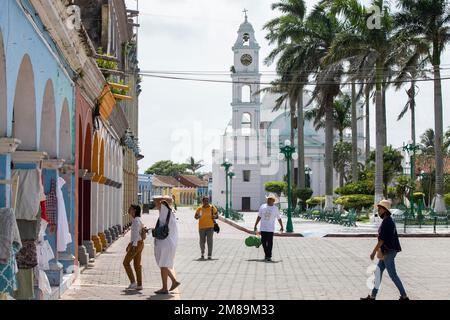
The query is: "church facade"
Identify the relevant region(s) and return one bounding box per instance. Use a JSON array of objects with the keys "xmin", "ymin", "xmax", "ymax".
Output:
[{"xmin": 212, "ymin": 16, "xmax": 366, "ymax": 211}]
